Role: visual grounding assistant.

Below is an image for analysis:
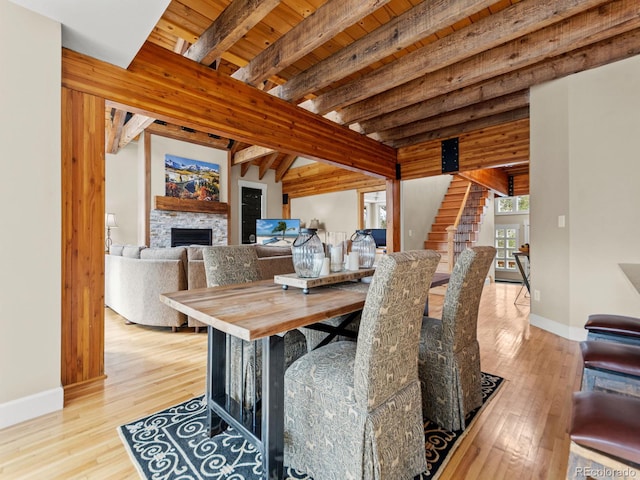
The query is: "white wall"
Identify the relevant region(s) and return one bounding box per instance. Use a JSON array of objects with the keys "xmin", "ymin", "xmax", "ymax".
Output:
[
  {"xmin": 290, "ymin": 190, "xmax": 359, "ymax": 241},
  {"xmin": 106, "ymin": 141, "xmax": 139, "ymax": 245},
  {"xmin": 401, "ymin": 175, "xmax": 452, "ymax": 250},
  {"xmin": 530, "ymin": 54, "xmax": 640, "ymax": 340},
  {"xmin": 0, "ymin": 0, "xmax": 63, "ymax": 428}
]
